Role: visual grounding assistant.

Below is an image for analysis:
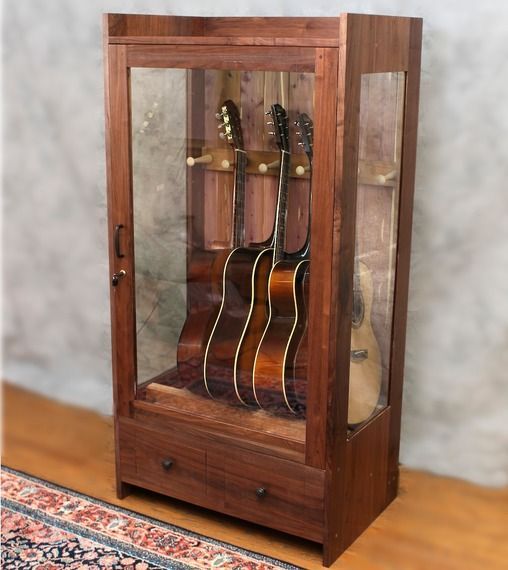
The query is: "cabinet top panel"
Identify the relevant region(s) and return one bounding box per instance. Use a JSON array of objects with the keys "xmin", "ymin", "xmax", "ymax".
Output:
[
  {"xmin": 104, "ymin": 14, "xmax": 341, "ymax": 46},
  {"xmin": 104, "ymin": 13, "xmax": 422, "ymax": 48}
]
